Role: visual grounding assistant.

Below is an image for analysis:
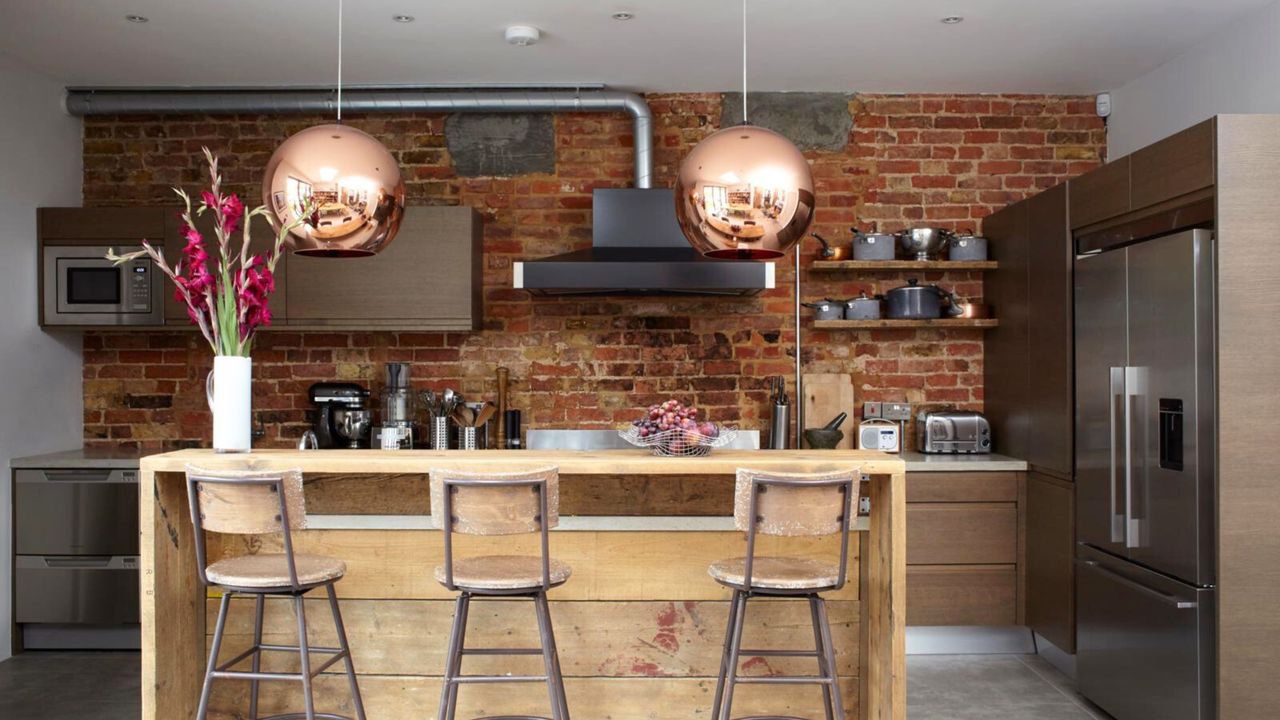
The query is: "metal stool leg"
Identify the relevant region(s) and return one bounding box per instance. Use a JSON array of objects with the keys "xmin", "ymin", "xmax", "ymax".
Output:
[
  {"xmin": 533, "ymin": 591, "xmax": 569, "ymax": 720},
  {"xmin": 815, "ymin": 596, "xmax": 845, "ymax": 720},
  {"xmin": 808, "ymin": 595, "xmax": 835, "ymax": 720},
  {"xmin": 197, "ymin": 591, "xmax": 232, "ymax": 720},
  {"xmin": 437, "ymin": 593, "xmax": 471, "ymax": 720},
  {"xmin": 249, "ymin": 593, "xmax": 265, "ymax": 720},
  {"xmin": 295, "ymin": 594, "xmax": 316, "ymax": 720},
  {"xmin": 327, "ymin": 583, "xmax": 367, "ymax": 720},
  {"xmin": 717, "ymin": 590, "xmax": 749, "ymax": 720},
  {"xmin": 710, "ymin": 590, "xmax": 743, "ymax": 720}
]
